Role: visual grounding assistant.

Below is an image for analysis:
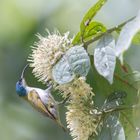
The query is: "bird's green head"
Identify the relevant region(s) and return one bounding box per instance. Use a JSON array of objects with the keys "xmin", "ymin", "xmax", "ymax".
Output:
[{"xmin": 16, "ymin": 64, "xmax": 29, "ymax": 96}]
